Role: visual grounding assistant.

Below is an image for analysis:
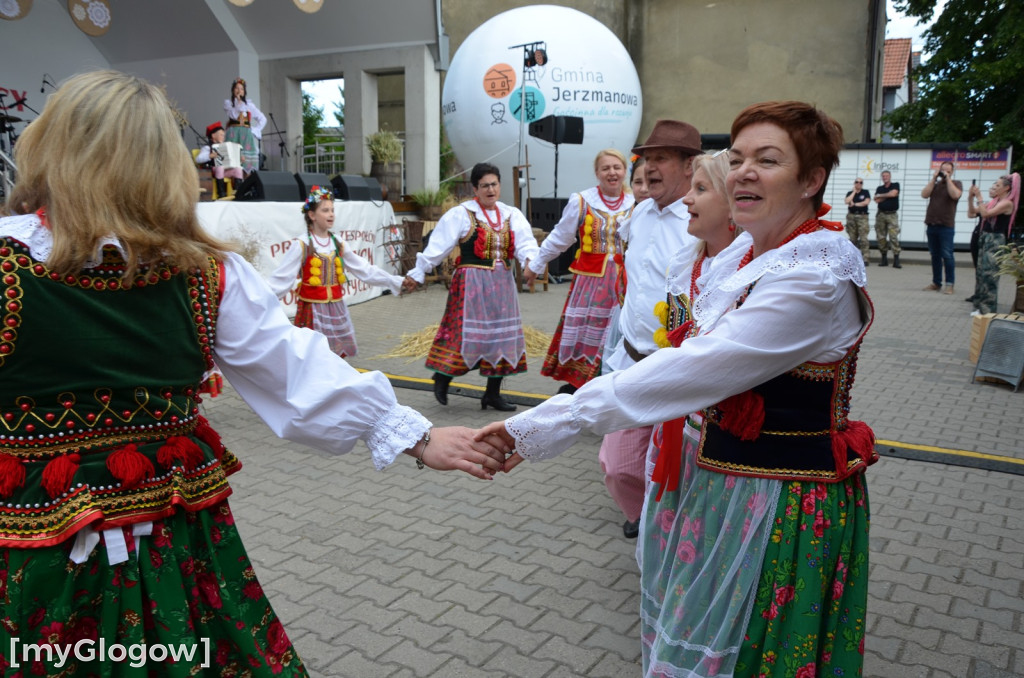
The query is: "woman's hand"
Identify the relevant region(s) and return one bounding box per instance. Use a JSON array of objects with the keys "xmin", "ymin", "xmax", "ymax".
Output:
[
  {"xmin": 474, "ymin": 421, "xmax": 525, "ymax": 472},
  {"xmin": 414, "ymin": 426, "xmax": 512, "ymax": 479},
  {"xmin": 401, "ymin": 276, "xmax": 419, "ymax": 295}
]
